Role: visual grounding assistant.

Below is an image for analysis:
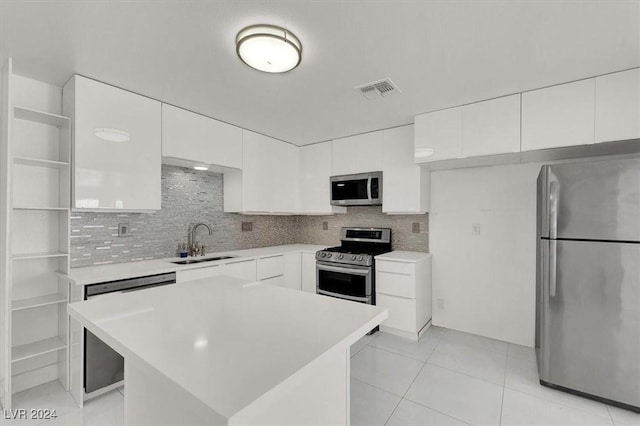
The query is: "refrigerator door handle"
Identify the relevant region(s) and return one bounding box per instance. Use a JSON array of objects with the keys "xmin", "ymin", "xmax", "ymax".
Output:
[
  {"xmin": 549, "ymin": 180, "xmax": 558, "ymax": 240},
  {"xmin": 549, "ymin": 240, "xmax": 557, "ymax": 297}
]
